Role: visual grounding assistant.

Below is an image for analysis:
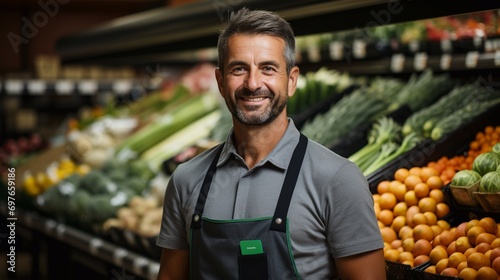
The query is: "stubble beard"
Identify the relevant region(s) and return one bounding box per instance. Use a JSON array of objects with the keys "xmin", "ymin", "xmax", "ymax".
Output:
[{"xmin": 227, "ymin": 87, "xmax": 288, "ymax": 126}]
